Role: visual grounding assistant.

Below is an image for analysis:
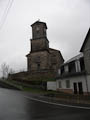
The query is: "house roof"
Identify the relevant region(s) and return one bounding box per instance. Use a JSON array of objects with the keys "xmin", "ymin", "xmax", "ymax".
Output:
[
  {"xmin": 61, "ymin": 53, "xmax": 83, "ymax": 66},
  {"xmin": 49, "ymin": 48, "xmax": 64, "ymax": 62},
  {"xmin": 31, "ymin": 20, "xmax": 47, "ymax": 29},
  {"xmin": 65, "ymin": 53, "xmax": 83, "ymax": 64},
  {"xmin": 80, "ymin": 28, "xmax": 90, "ymax": 52},
  {"xmin": 49, "ymin": 48, "xmax": 60, "ymax": 52}
]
